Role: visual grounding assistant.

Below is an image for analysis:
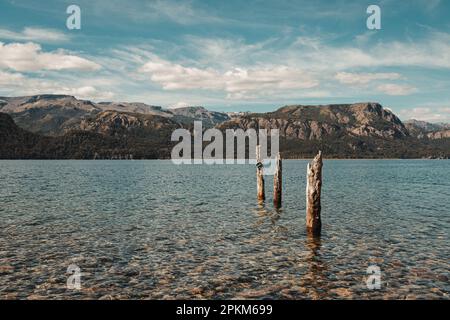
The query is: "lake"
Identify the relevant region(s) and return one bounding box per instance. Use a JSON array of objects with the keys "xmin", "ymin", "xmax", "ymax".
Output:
[{"xmin": 0, "ymin": 160, "xmax": 449, "ymax": 299}]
